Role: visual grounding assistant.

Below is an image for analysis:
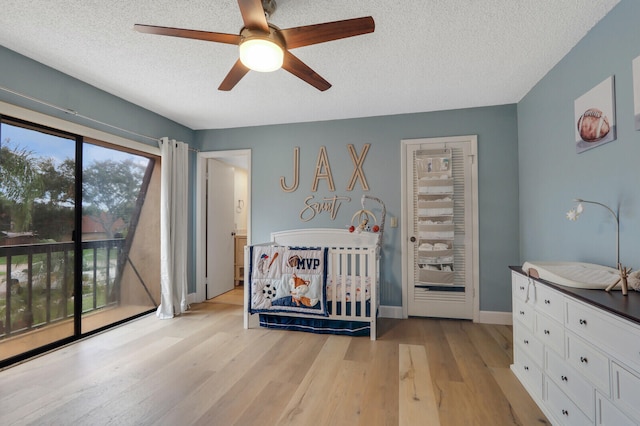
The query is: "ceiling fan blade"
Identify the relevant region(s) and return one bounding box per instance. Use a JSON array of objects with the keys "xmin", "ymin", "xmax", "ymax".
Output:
[
  {"xmin": 218, "ymin": 59, "xmax": 250, "ymax": 91},
  {"xmin": 134, "ymin": 24, "xmax": 241, "ymax": 45},
  {"xmin": 280, "ymin": 16, "xmax": 374, "ymax": 49},
  {"xmin": 237, "ymin": 0, "xmax": 269, "ymax": 32},
  {"xmin": 282, "ymin": 51, "xmax": 331, "ymax": 91}
]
